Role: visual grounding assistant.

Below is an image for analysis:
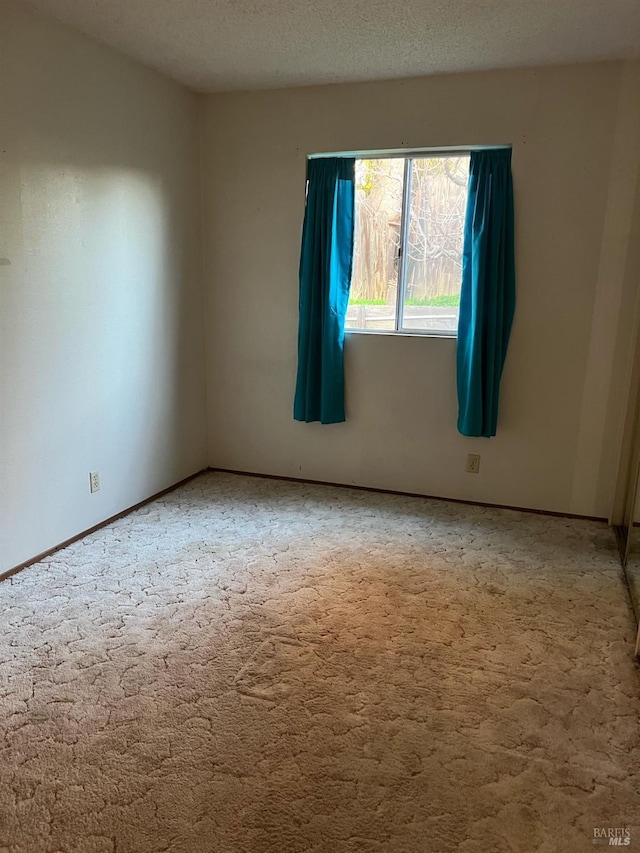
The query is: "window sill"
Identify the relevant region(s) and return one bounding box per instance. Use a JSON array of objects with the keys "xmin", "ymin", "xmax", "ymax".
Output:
[{"xmin": 345, "ymin": 329, "xmax": 457, "ymax": 340}]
